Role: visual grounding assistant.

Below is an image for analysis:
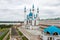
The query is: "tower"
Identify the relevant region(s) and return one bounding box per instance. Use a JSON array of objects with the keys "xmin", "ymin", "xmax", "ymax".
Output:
[
  {"xmin": 32, "ymin": 4, "xmax": 35, "ymax": 26},
  {"xmin": 37, "ymin": 7, "xmax": 39, "ymax": 16},
  {"xmin": 36, "ymin": 7, "xmax": 40, "ymax": 25},
  {"xmin": 32, "ymin": 4, "xmax": 34, "ymax": 12},
  {"xmin": 29, "ymin": 9, "xmax": 32, "ymax": 25},
  {"xmin": 24, "ymin": 7, "xmax": 26, "ymax": 13},
  {"xmin": 24, "ymin": 7, "xmax": 26, "ymax": 25}
]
